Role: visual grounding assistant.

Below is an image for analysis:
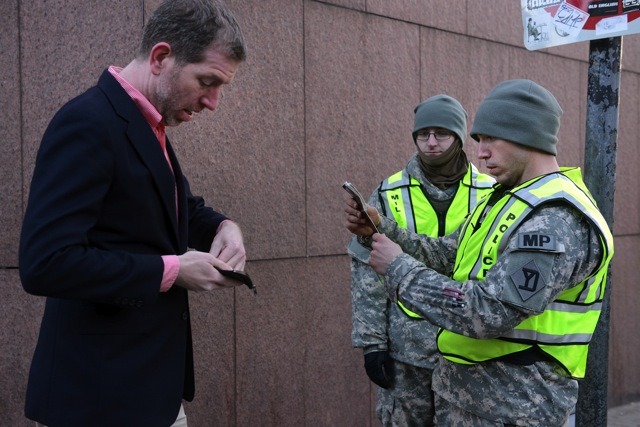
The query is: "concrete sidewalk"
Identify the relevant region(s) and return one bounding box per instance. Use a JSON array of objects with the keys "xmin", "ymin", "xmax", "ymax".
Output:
[{"xmin": 608, "ymin": 401, "xmax": 640, "ymax": 426}]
